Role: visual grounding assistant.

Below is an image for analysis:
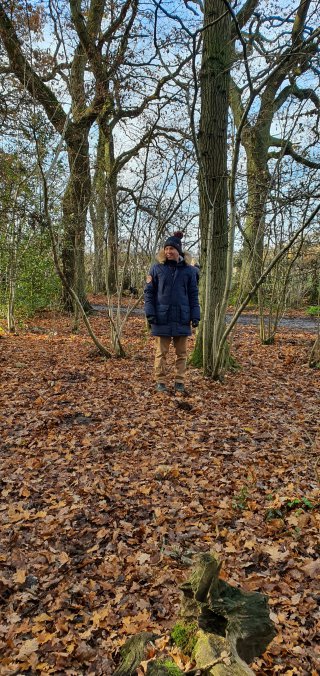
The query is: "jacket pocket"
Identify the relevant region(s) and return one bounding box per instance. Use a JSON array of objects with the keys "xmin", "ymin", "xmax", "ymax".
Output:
[
  {"xmin": 180, "ymin": 305, "xmax": 191, "ymax": 325},
  {"xmin": 156, "ymin": 304, "xmax": 169, "ymax": 324}
]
